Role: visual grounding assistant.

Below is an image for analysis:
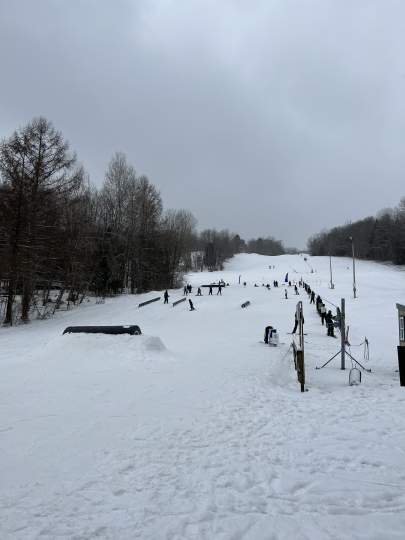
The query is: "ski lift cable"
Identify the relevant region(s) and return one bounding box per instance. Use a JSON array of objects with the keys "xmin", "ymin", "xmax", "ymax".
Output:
[
  {"xmin": 280, "ymin": 342, "xmax": 293, "ymax": 362},
  {"xmin": 348, "ymin": 338, "xmax": 369, "ymax": 365},
  {"xmin": 321, "ymin": 296, "xmax": 339, "ymax": 309}
]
